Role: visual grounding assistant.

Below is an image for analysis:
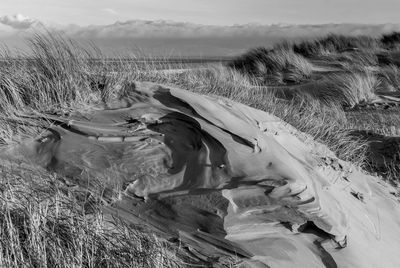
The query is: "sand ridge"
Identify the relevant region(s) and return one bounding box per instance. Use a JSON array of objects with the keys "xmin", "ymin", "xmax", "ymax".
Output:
[{"xmin": 3, "ymin": 81, "xmax": 400, "ymax": 267}]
